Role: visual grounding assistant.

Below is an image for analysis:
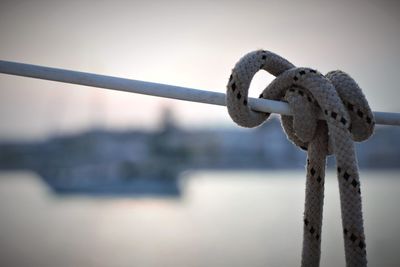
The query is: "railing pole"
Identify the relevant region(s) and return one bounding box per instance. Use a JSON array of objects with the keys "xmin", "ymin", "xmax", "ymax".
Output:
[{"xmin": 0, "ymin": 60, "xmax": 399, "ymax": 126}]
